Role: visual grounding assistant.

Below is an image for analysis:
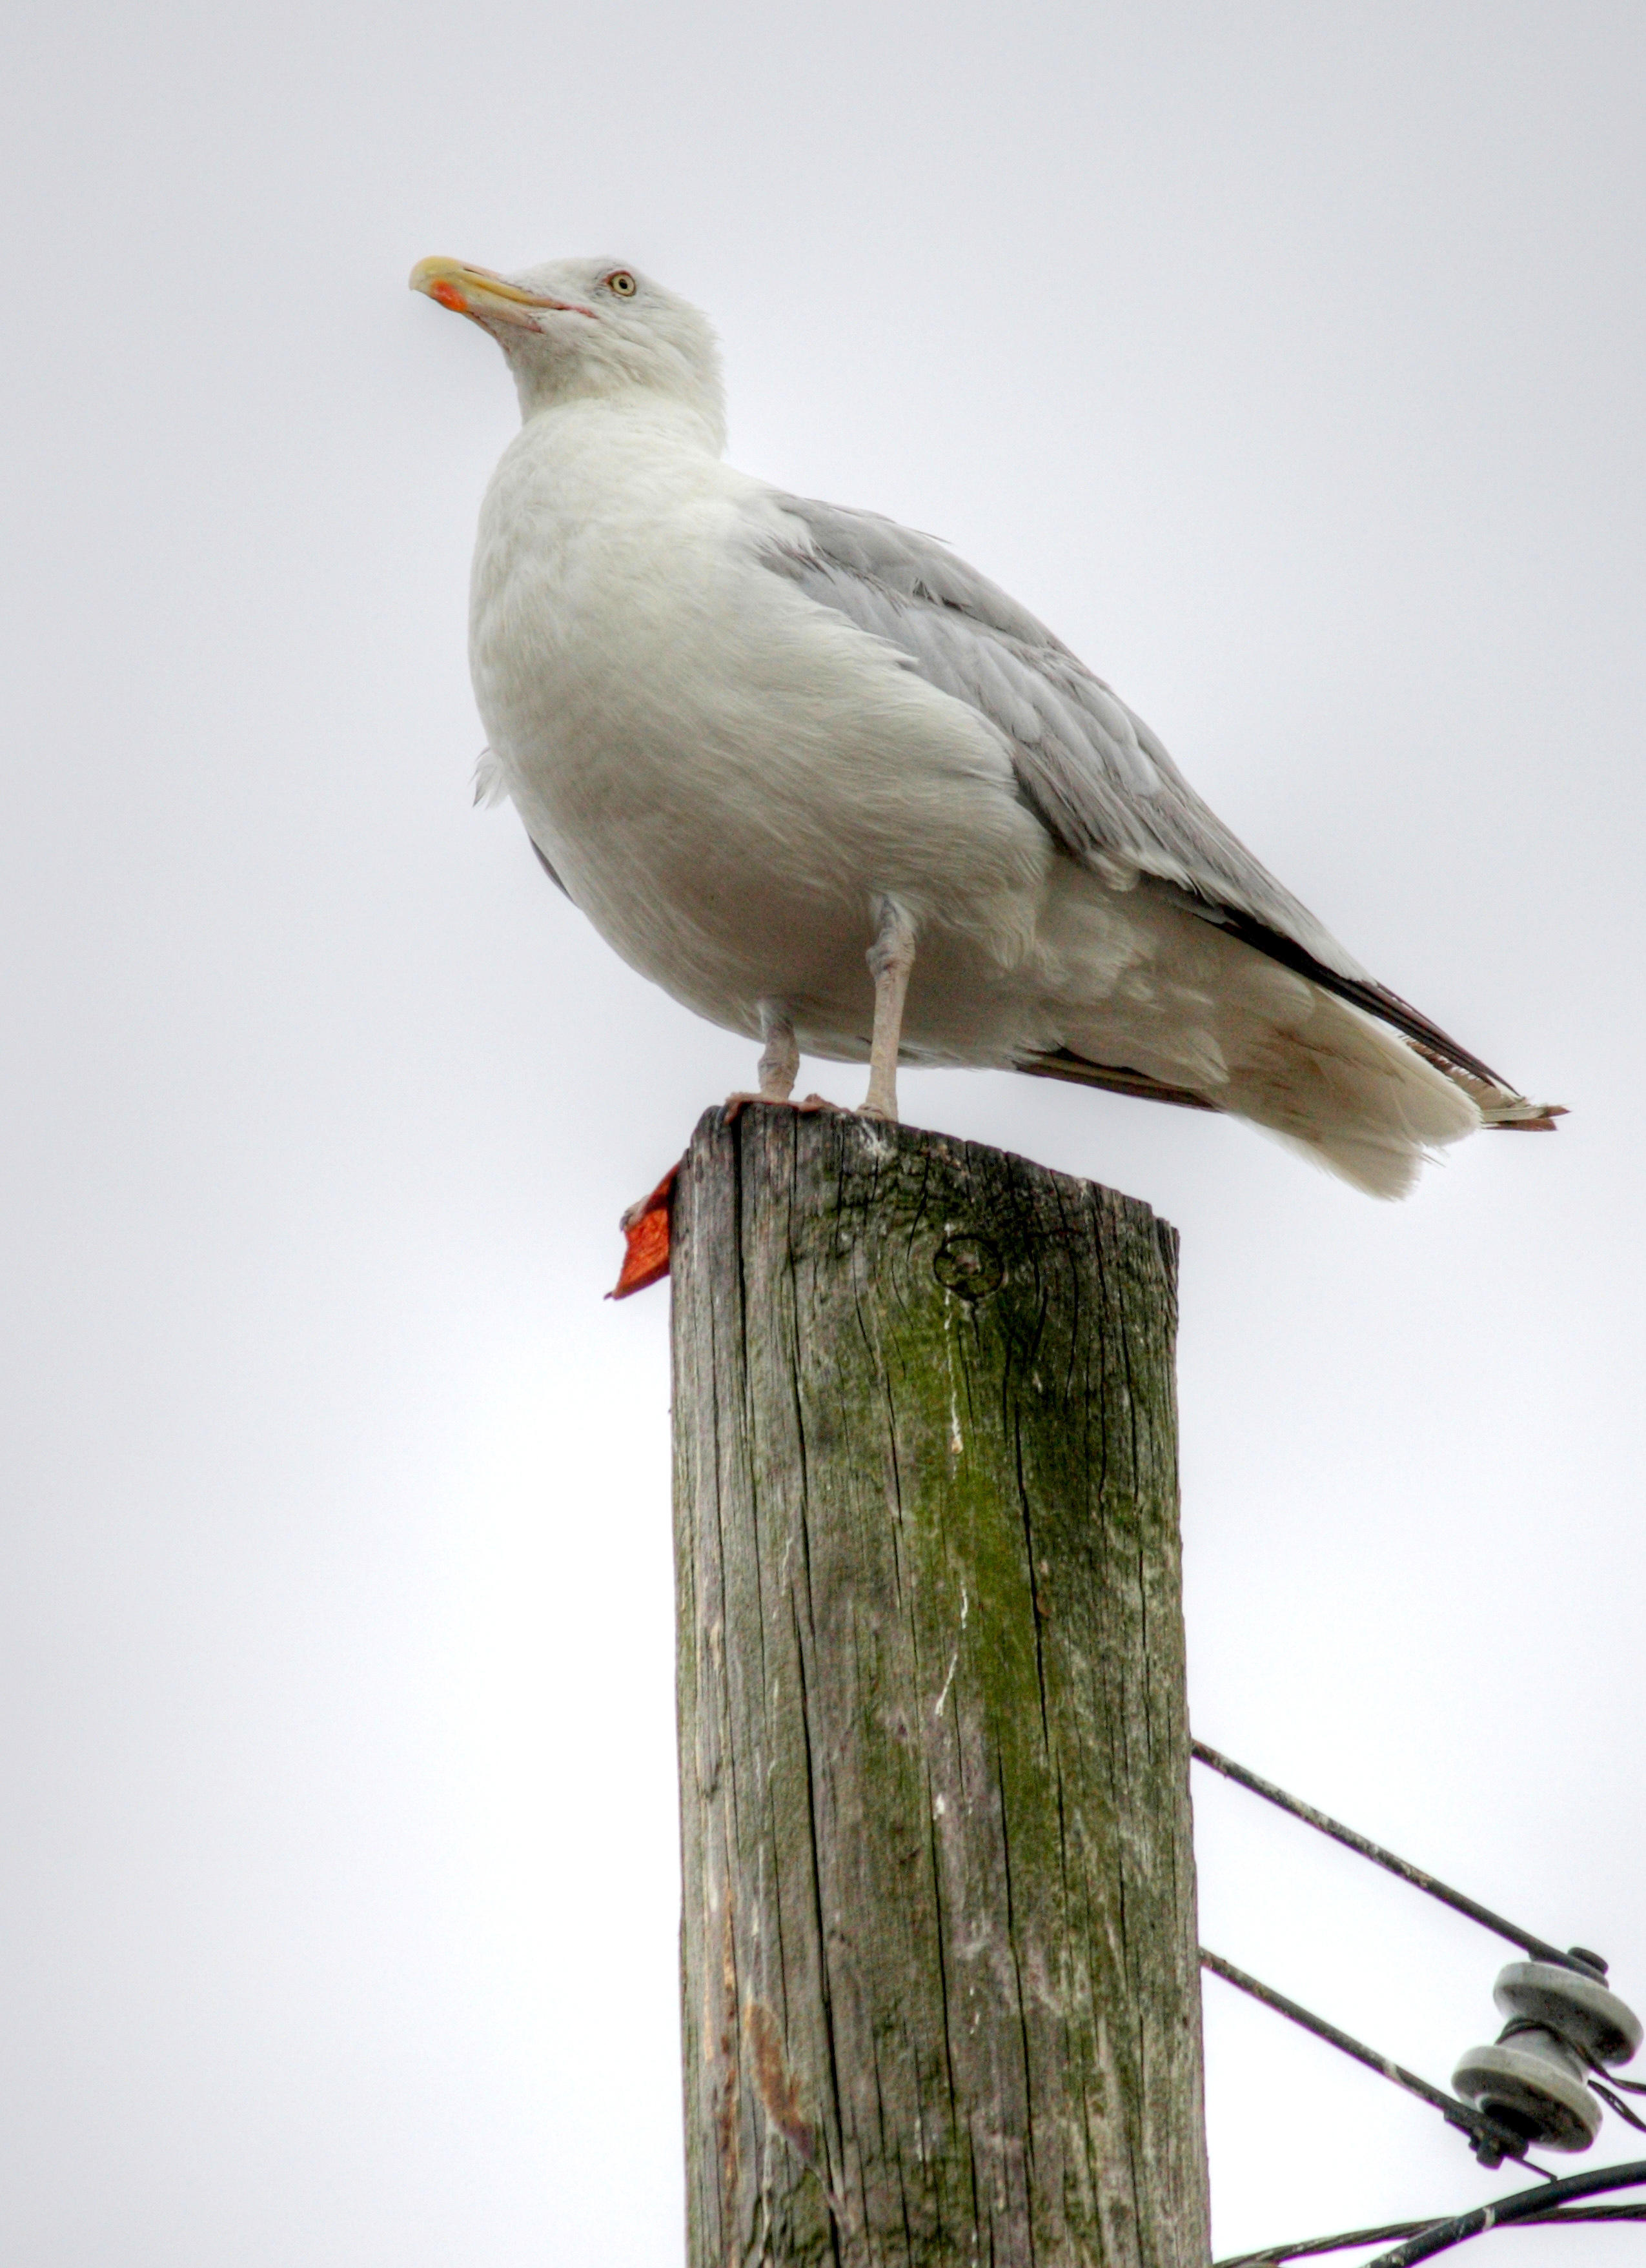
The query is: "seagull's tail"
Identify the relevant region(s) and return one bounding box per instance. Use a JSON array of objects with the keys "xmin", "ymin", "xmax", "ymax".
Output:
[
  {"xmin": 1485, "ymin": 1100, "xmax": 1567, "ymax": 1130},
  {"xmin": 1017, "ymin": 876, "xmax": 1561, "ymax": 1197},
  {"xmin": 1024, "ymin": 997, "xmax": 1559, "ymax": 1202},
  {"xmin": 1405, "ymin": 1051, "xmax": 1567, "ymax": 1133},
  {"xmin": 1219, "ymin": 998, "xmax": 1563, "ymax": 1197},
  {"xmin": 1219, "ymin": 997, "xmax": 1486, "ymax": 1198},
  {"xmin": 1165, "ymin": 896, "xmax": 1567, "ymax": 1151}
]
